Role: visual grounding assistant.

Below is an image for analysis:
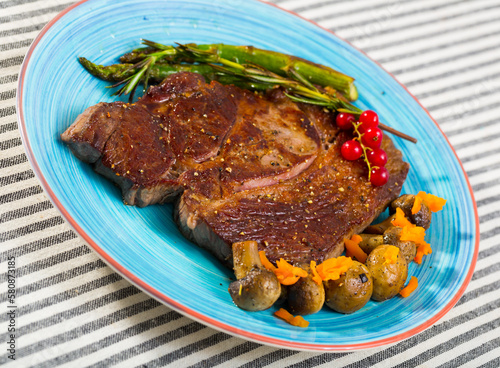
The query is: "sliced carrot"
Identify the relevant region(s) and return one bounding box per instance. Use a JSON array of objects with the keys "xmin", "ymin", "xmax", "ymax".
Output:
[
  {"xmin": 416, "ymin": 191, "xmax": 447, "ymax": 213},
  {"xmin": 420, "ymin": 242, "xmax": 432, "ymax": 255},
  {"xmin": 414, "ymin": 249, "xmax": 425, "ymax": 264},
  {"xmin": 259, "ymin": 250, "xmax": 276, "ymax": 271},
  {"xmin": 274, "ymin": 307, "xmax": 293, "ymax": 320},
  {"xmin": 411, "ymin": 195, "xmax": 422, "ymax": 214},
  {"xmin": 290, "ymin": 315, "xmax": 309, "ymax": 328},
  {"xmin": 310, "ymin": 261, "xmax": 322, "ymax": 285},
  {"xmin": 316, "ymin": 256, "xmax": 353, "ymax": 281},
  {"xmin": 414, "ymin": 243, "xmax": 432, "ymax": 264},
  {"xmin": 383, "ymin": 245, "xmax": 399, "ymax": 265},
  {"xmin": 274, "ymin": 308, "xmax": 309, "ymax": 328},
  {"xmin": 391, "ymin": 208, "xmax": 414, "ymax": 228},
  {"xmin": 259, "ymin": 252, "xmax": 307, "ymax": 285},
  {"xmin": 413, "ymin": 242, "xmax": 432, "ymax": 264},
  {"xmin": 400, "ymin": 225, "xmax": 426, "ymax": 244},
  {"xmin": 400, "ymin": 276, "xmax": 418, "ymax": 297},
  {"xmin": 274, "ymin": 259, "xmax": 308, "ymax": 285},
  {"xmin": 344, "ymin": 238, "xmax": 367, "ymax": 263},
  {"xmin": 351, "ymin": 234, "xmax": 363, "ymax": 244}
]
